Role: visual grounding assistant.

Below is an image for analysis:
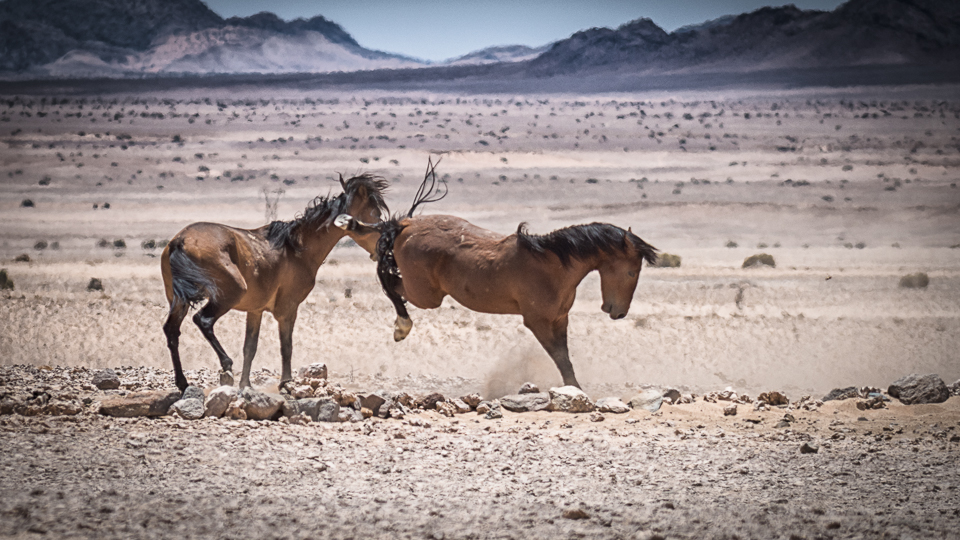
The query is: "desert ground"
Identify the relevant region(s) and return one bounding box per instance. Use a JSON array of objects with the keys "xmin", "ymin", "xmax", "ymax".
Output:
[{"xmin": 1, "ymin": 82, "xmax": 959, "ymax": 538}]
